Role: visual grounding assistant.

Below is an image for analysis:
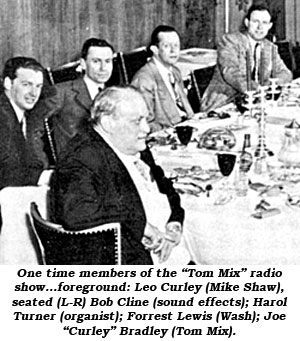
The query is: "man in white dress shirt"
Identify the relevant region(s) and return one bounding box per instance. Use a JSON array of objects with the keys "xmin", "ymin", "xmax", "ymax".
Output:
[
  {"xmin": 201, "ymin": 4, "xmax": 292, "ymax": 112},
  {"xmin": 50, "ymin": 86, "xmax": 192, "ymax": 264},
  {"xmin": 44, "ymin": 38, "xmax": 114, "ymax": 157},
  {"xmin": 0, "ymin": 56, "xmax": 46, "ymax": 189},
  {"xmin": 132, "ymin": 25, "xmax": 194, "ymax": 132}
]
